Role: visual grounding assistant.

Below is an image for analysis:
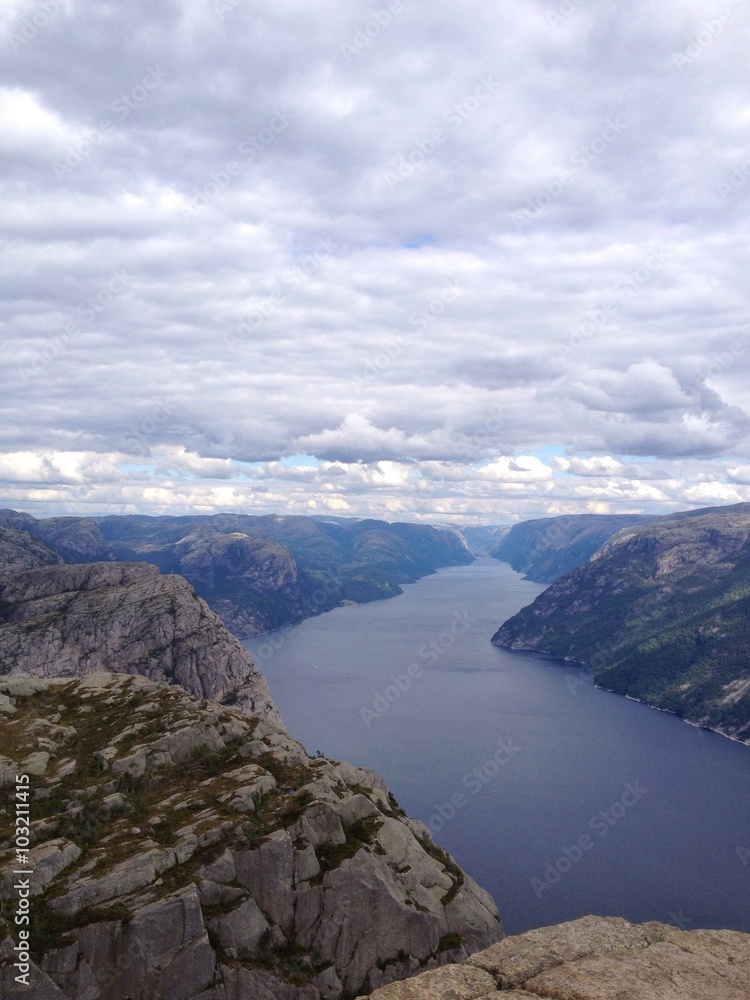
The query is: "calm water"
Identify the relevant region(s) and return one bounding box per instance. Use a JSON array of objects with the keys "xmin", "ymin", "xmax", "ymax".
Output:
[{"xmin": 244, "ymin": 558, "xmax": 750, "ymax": 935}]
